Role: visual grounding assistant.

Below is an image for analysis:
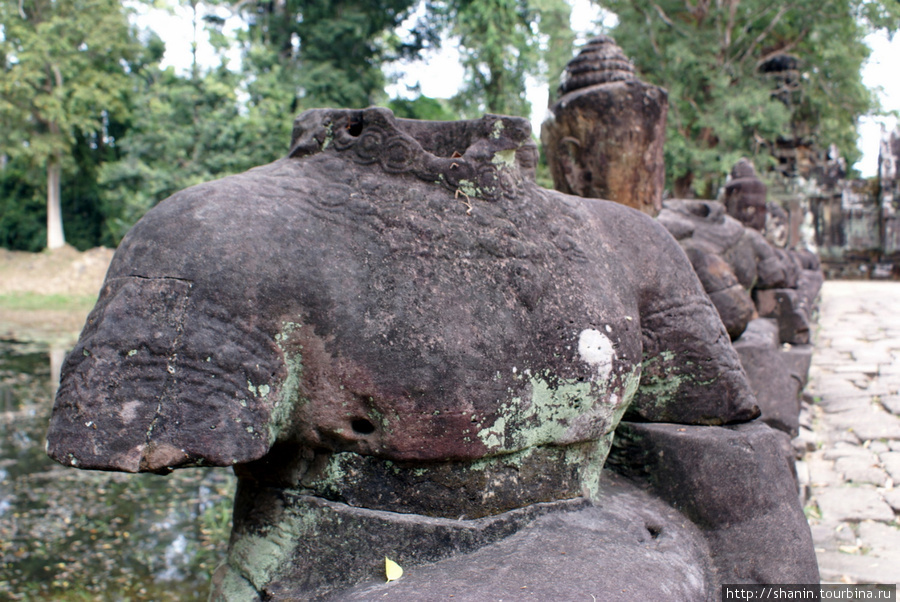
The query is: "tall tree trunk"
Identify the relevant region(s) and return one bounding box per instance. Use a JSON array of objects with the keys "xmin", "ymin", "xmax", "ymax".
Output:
[{"xmin": 47, "ymin": 151, "xmax": 65, "ymax": 249}]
